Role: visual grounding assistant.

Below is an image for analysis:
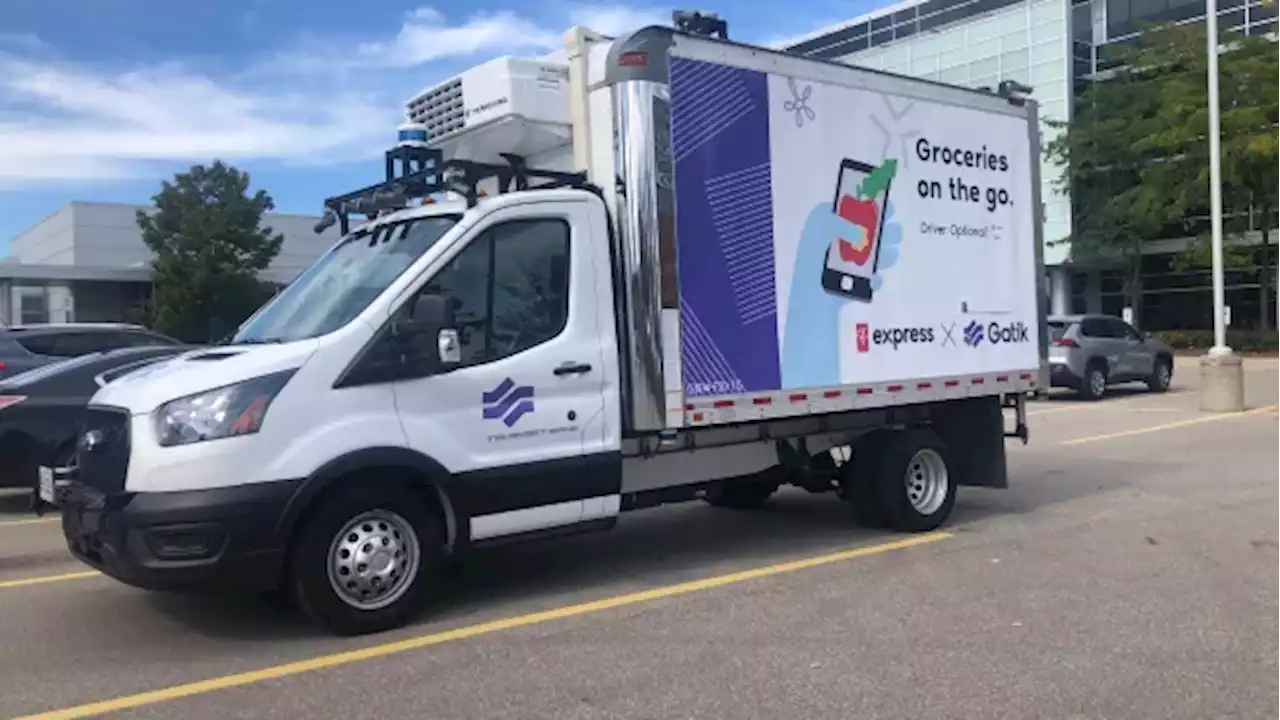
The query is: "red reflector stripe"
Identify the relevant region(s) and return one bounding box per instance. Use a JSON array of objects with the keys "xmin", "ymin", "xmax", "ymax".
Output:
[
  {"xmin": 789, "ymin": 393, "xmax": 808, "ymax": 402},
  {"xmin": 856, "ymin": 387, "xmax": 873, "ymax": 395},
  {"xmin": 713, "ymin": 400, "xmax": 734, "ymax": 408},
  {"xmin": 996, "ymin": 375, "xmax": 1010, "ymax": 382},
  {"xmin": 1019, "ymin": 373, "xmax": 1032, "ymax": 380},
  {"xmin": 944, "ymin": 380, "xmax": 959, "ymax": 387},
  {"xmin": 753, "ymin": 397, "xmax": 772, "ymax": 405},
  {"xmin": 823, "ymin": 390, "xmax": 842, "ymax": 398},
  {"xmin": 887, "ymin": 384, "xmax": 904, "ymax": 392},
  {"xmin": 972, "ymin": 378, "xmax": 985, "ymax": 384},
  {"xmin": 917, "ymin": 382, "xmax": 932, "ymax": 389}
]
